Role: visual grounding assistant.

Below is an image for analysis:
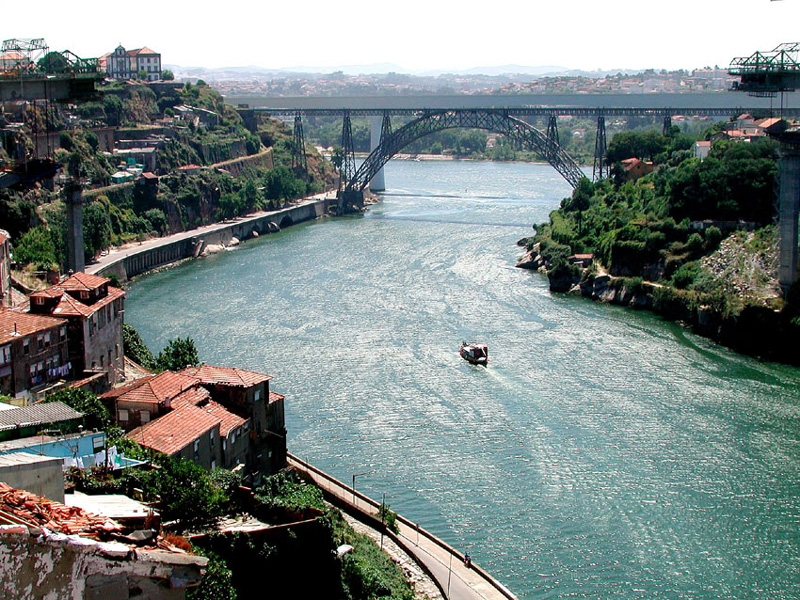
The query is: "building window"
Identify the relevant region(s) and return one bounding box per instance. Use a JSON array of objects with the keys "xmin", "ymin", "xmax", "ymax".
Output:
[
  {"xmin": 254, "ymin": 389, "xmax": 262, "ymax": 402},
  {"xmin": 211, "ymin": 460, "xmax": 216, "ymax": 470},
  {"xmin": 222, "ymin": 439, "xmax": 227, "ymax": 451},
  {"xmin": 209, "ymin": 429, "xmax": 215, "ymax": 447},
  {"xmin": 92, "ymin": 436, "xmax": 104, "ymax": 452},
  {"xmin": 194, "ymin": 440, "xmax": 200, "ymax": 453},
  {"xmin": 37, "ymin": 335, "xmax": 43, "ymax": 351},
  {"xmin": 119, "ymin": 409, "xmax": 129, "ymax": 421},
  {"xmin": 44, "ymin": 332, "xmax": 50, "ymax": 347},
  {"xmin": 23, "ymin": 339, "xmax": 29, "ymax": 355},
  {"xmin": 60, "ymin": 327, "xmax": 67, "ymax": 341},
  {"xmin": 141, "ymin": 410, "xmax": 150, "ymax": 423},
  {"xmin": 0, "ymin": 345, "xmax": 10, "ymax": 365}
]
